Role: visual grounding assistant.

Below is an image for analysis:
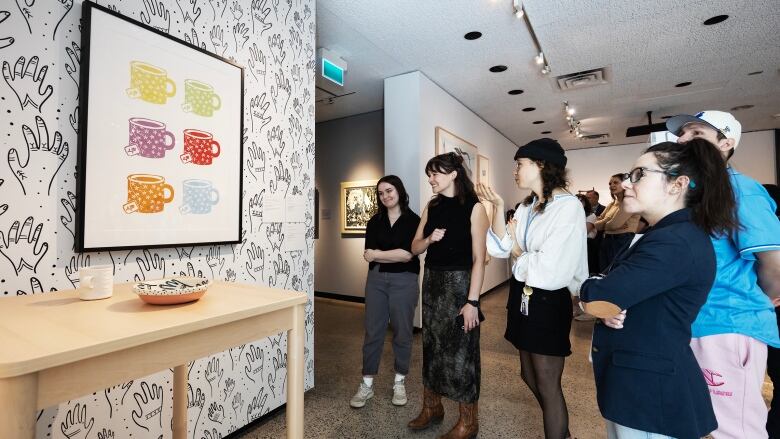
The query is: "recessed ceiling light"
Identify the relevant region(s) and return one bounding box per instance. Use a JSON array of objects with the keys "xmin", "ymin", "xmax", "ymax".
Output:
[
  {"xmin": 464, "ymin": 31, "xmax": 482, "ymax": 40},
  {"xmin": 489, "ymin": 65, "xmax": 507, "ymax": 73},
  {"xmin": 675, "ymin": 81, "xmax": 692, "ymax": 87},
  {"xmin": 522, "ymin": 107, "xmax": 535, "ymax": 112},
  {"xmin": 508, "ymin": 89, "xmax": 524, "ymax": 95},
  {"xmin": 532, "ymin": 120, "xmax": 544, "ymax": 124},
  {"xmin": 773, "ymin": 113, "xmax": 780, "ymax": 119},
  {"xmin": 541, "ymin": 131, "xmax": 551, "ymax": 134},
  {"xmin": 730, "ymin": 104, "xmax": 754, "ymax": 111},
  {"xmin": 748, "ymin": 71, "xmax": 763, "ymax": 75},
  {"xmin": 703, "ymin": 15, "xmax": 729, "ymax": 25},
  {"xmin": 661, "ymin": 115, "xmax": 672, "ymax": 119},
  {"xmin": 599, "ymin": 141, "xmax": 609, "ymax": 145}
]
